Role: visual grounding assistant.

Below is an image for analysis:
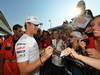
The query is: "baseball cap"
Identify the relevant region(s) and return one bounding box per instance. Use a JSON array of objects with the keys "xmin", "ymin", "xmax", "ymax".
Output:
[
  {"xmin": 25, "ymin": 16, "xmax": 41, "ymax": 25},
  {"xmin": 70, "ymin": 31, "xmax": 82, "ymax": 38}
]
